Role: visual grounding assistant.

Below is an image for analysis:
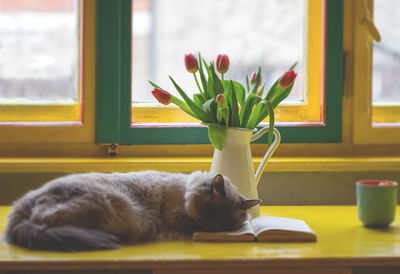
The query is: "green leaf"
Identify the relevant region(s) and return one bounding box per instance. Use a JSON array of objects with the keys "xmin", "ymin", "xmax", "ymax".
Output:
[
  {"xmin": 240, "ymin": 93, "xmax": 262, "ymax": 128},
  {"xmin": 170, "ymin": 96, "xmax": 188, "ymax": 109},
  {"xmin": 194, "ymin": 93, "xmax": 206, "ymax": 108},
  {"xmin": 224, "ymin": 80, "xmax": 245, "ymax": 107},
  {"xmin": 207, "ymin": 78, "xmax": 214, "ymax": 100},
  {"xmin": 208, "ymin": 123, "xmax": 227, "ymax": 151},
  {"xmin": 258, "ymin": 82, "xmax": 266, "ymax": 97},
  {"xmin": 245, "ymin": 74, "xmax": 250, "ymax": 93},
  {"xmin": 210, "ymin": 63, "xmax": 225, "ymax": 96},
  {"xmin": 203, "ymin": 98, "xmax": 217, "ymax": 118},
  {"xmin": 197, "ymin": 53, "xmax": 209, "ymax": 98},
  {"xmin": 217, "ymin": 105, "xmax": 229, "ymax": 127},
  {"xmin": 172, "ymin": 103, "xmax": 199, "ymax": 119},
  {"xmin": 250, "ymin": 67, "xmax": 262, "ymax": 94},
  {"xmin": 265, "ymin": 78, "xmax": 280, "ymax": 101},
  {"xmin": 169, "ymin": 97, "xmax": 198, "ymax": 118},
  {"xmin": 228, "ymin": 81, "xmax": 240, "ymax": 127},
  {"xmin": 271, "ymin": 84, "xmax": 294, "ymax": 109},
  {"xmin": 217, "ymin": 107, "xmax": 223, "ymax": 123},
  {"xmin": 247, "ymin": 100, "xmax": 275, "ymax": 144},
  {"xmin": 203, "ymin": 59, "xmax": 215, "ymax": 99},
  {"xmin": 245, "ymin": 100, "xmax": 267, "ymax": 129},
  {"xmin": 180, "ymin": 109, "xmax": 198, "ymax": 119},
  {"xmin": 255, "ymin": 105, "xmax": 268, "ymax": 126},
  {"xmin": 266, "ymin": 101, "xmax": 275, "ymax": 146},
  {"xmin": 289, "ymin": 61, "xmax": 298, "ymax": 71},
  {"xmin": 169, "ymin": 76, "xmax": 216, "ymax": 123},
  {"xmin": 148, "ymin": 80, "xmax": 163, "ymax": 90}
]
